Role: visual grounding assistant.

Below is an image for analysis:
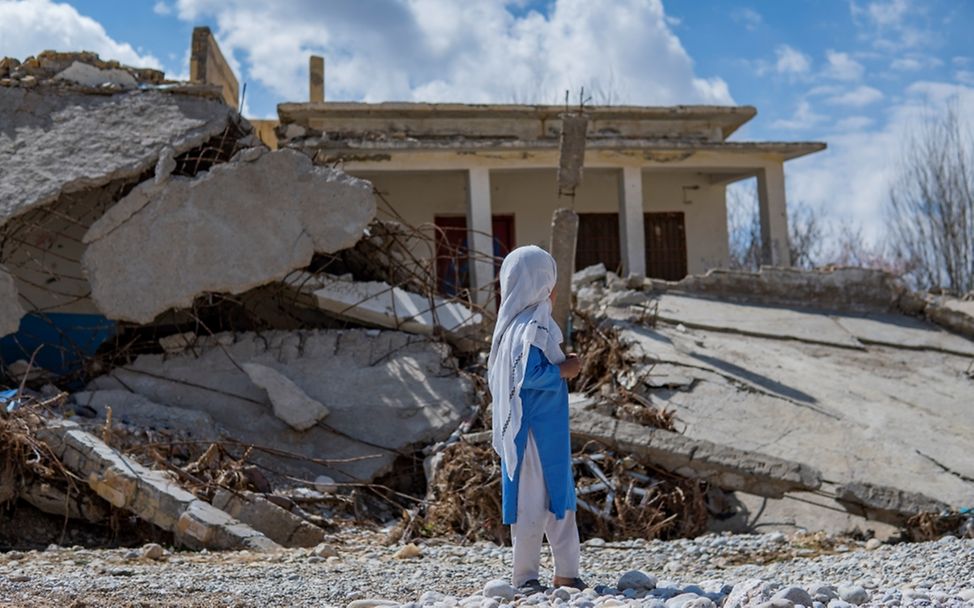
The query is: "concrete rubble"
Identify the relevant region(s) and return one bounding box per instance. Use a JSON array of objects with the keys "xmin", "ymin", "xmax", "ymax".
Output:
[
  {"xmin": 574, "ymin": 263, "xmax": 974, "ymax": 535},
  {"xmin": 83, "ymin": 329, "xmax": 476, "ymax": 483},
  {"xmin": 35, "ymin": 420, "xmax": 280, "ymax": 552},
  {"xmin": 82, "ymin": 149, "xmax": 376, "ymax": 323},
  {"xmin": 286, "ymin": 272, "xmax": 482, "ymax": 339}
]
